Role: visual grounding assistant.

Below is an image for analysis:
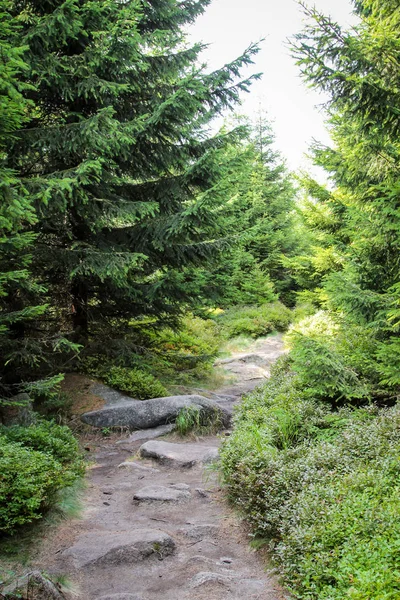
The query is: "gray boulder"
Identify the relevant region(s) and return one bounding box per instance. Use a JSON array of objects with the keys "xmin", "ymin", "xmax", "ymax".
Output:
[
  {"xmin": 0, "ymin": 393, "xmax": 37, "ymax": 426},
  {"xmin": 139, "ymin": 440, "xmax": 219, "ymax": 468},
  {"xmin": 133, "ymin": 484, "xmax": 191, "ymax": 504},
  {"xmin": 1, "ymin": 571, "xmax": 65, "ymax": 599},
  {"xmin": 66, "ymin": 529, "xmax": 175, "ymax": 568},
  {"xmin": 81, "ymin": 394, "xmax": 230, "ymax": 430}
]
